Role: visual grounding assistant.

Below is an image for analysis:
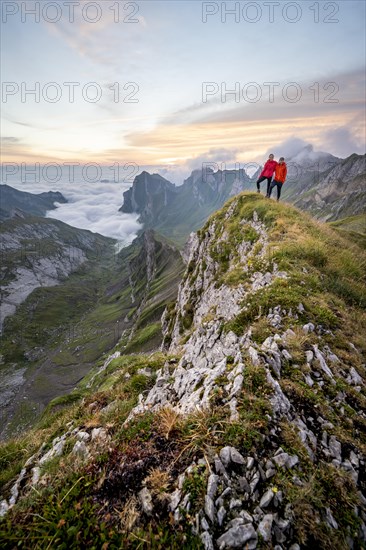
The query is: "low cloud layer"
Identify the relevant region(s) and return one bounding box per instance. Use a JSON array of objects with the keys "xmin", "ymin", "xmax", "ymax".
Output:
[{"xmin": 2, "ymin": 173, "xmax": 142, "ymax": 243}]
